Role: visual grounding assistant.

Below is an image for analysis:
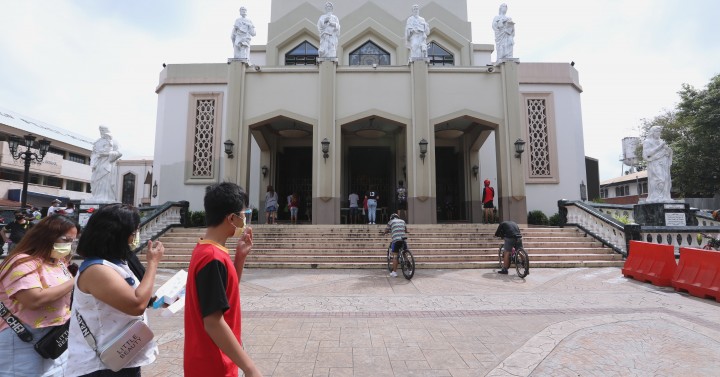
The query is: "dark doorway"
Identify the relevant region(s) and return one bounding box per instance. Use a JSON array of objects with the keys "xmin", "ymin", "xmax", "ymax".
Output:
[
  {"xmin": 347, "ymin": 147, "xmax": 393, "ymax": 220},
  {"xmin": 436, "ymin": 147, "xmax": 465, "ymax": 222},
  {"xmin": 276, "ymin": 147, "xmax": 312, "ymax": 222}
]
